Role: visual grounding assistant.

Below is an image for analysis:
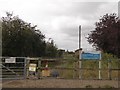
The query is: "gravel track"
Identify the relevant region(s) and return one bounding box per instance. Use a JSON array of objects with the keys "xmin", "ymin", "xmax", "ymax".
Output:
[{"xmin": 1, "ymin": 79, "xmax": 119, "ymax": 88}]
